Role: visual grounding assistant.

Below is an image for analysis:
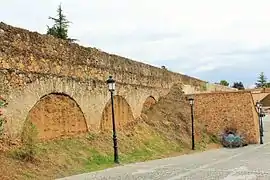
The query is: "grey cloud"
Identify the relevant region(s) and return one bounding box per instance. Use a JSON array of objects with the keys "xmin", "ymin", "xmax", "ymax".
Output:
[
  {"xmin": 78, "ymin": 31, "xmax": 183, "ymax": 46},
  {"xmin": 217, "ymin": 46, "xmax": 270, "ymax": 56}
]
